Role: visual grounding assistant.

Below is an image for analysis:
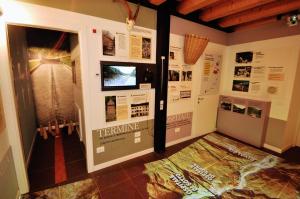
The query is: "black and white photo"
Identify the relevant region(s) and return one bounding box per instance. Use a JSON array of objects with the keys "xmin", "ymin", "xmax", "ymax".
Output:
[
  {"xmin": 102, "ymin": 30, "xmax": 115, "ymax": 56},
  {"xmin": 234, "ymin": 66, "xmax": 252, "ymax": 78},
  {"xmin": 235, "ymin": 51, "xmax": 253, "ymax": 63},
  {"xmin": 168, "ymin": 70, "xmax": 180, "ymax": 81},
  {"xmin": 232, "ymin": 80, "xmax": 250, "ymax": 92}
]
